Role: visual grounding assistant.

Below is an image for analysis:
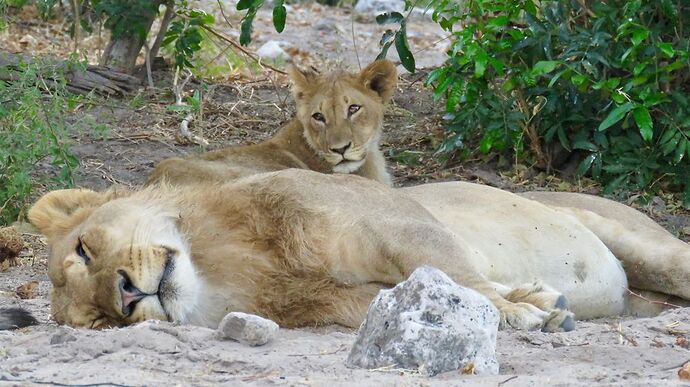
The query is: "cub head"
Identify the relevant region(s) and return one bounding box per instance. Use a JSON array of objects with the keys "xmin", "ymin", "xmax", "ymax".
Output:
[
  {"xmin": 28, "ymin": 188, "xmax": 200, "ymax": 328},
  {"xmin": 288, "ymin": 60, "xmax": 397, "ymax": 174}
]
